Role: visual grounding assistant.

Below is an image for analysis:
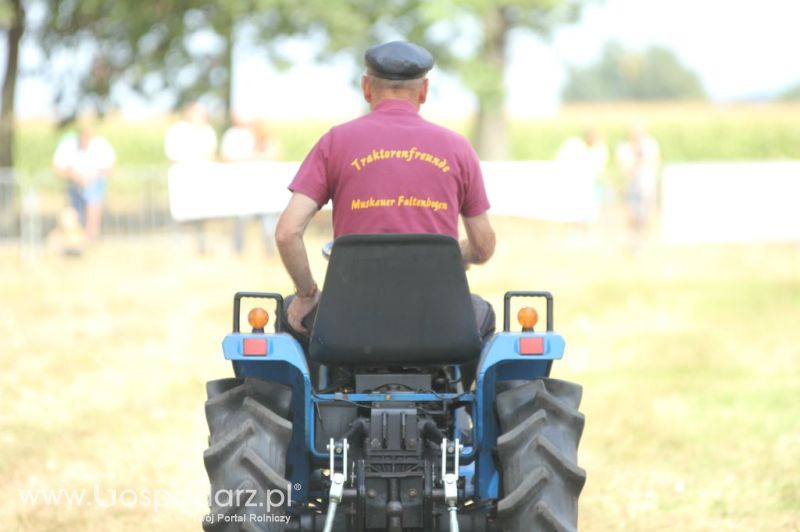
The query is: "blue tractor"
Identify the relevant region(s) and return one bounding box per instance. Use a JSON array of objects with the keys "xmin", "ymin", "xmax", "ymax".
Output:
[{"xmin": 202, "ymin": 234, "xmax": 585, "ymax": 532}]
